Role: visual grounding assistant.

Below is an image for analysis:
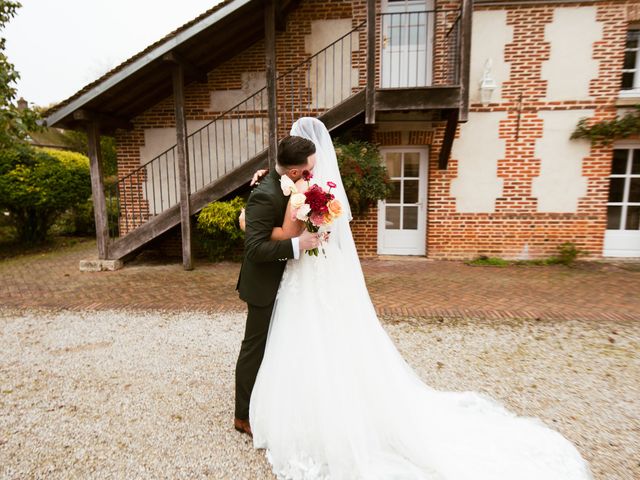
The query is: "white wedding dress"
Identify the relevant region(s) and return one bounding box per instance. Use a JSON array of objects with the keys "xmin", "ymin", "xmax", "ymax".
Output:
[{"xmin": 249, "ymin": 118, "xmax": 593, "ymax": 480}]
